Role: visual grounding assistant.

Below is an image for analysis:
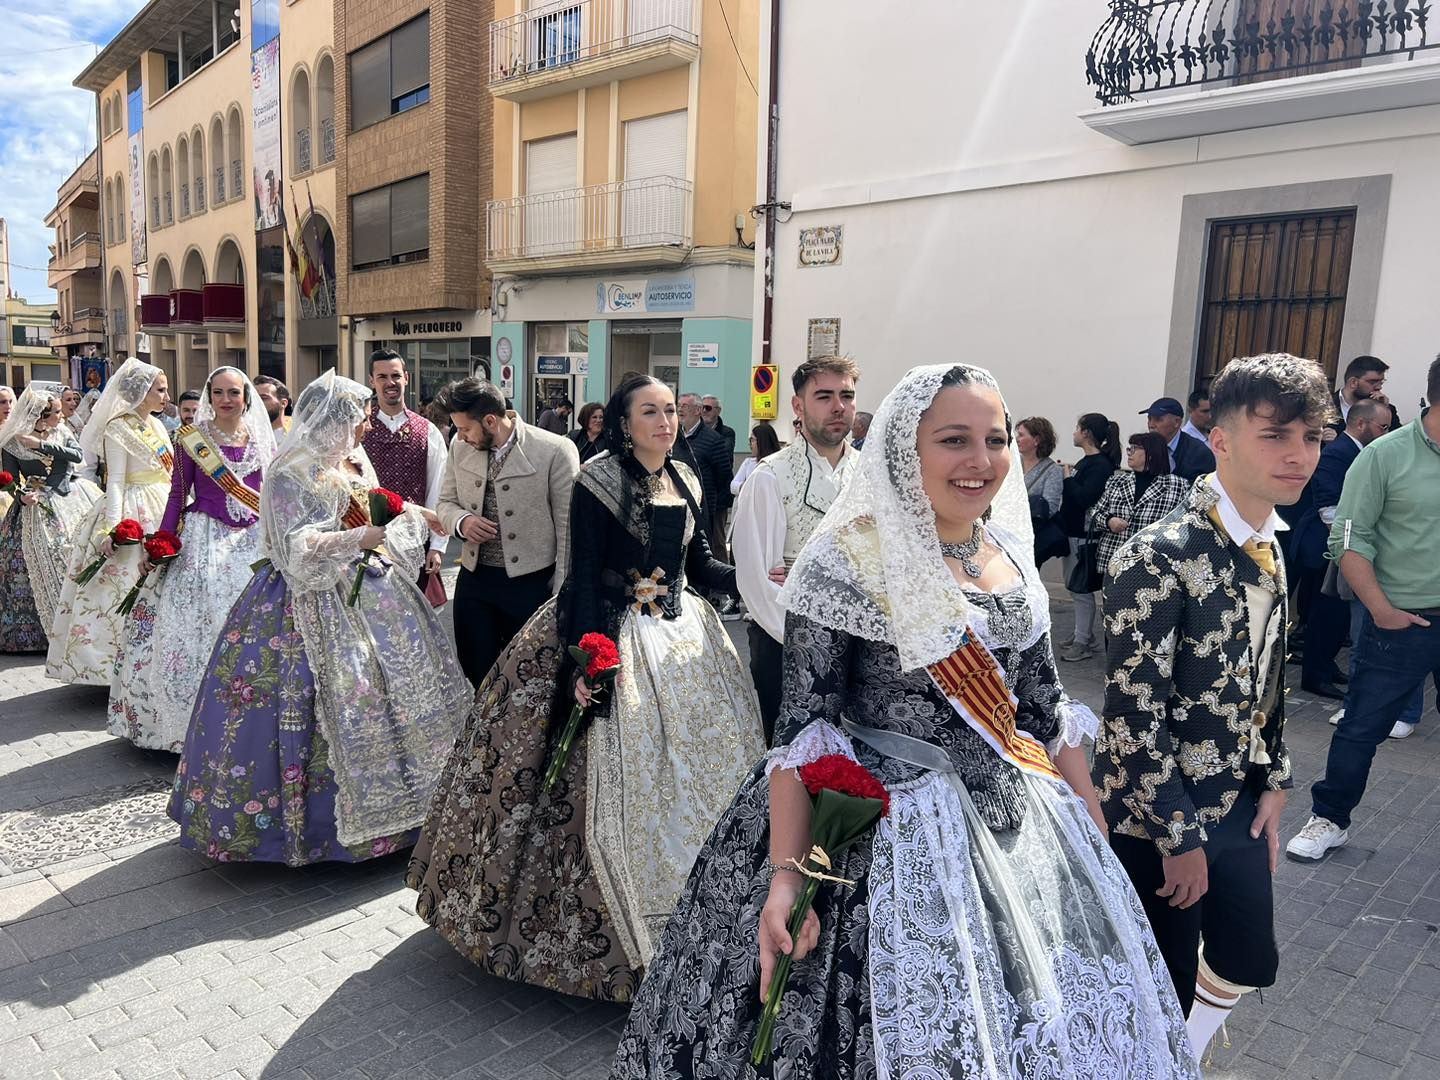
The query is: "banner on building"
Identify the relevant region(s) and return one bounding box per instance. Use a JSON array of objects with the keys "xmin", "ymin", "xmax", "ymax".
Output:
[
  {"xmin": 251, "ymin": 37, "xmax": 282, "ymax": 231},
  {"xmin": 127, "ymin": 89, "xmax": 146, "ymax": 266}
]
